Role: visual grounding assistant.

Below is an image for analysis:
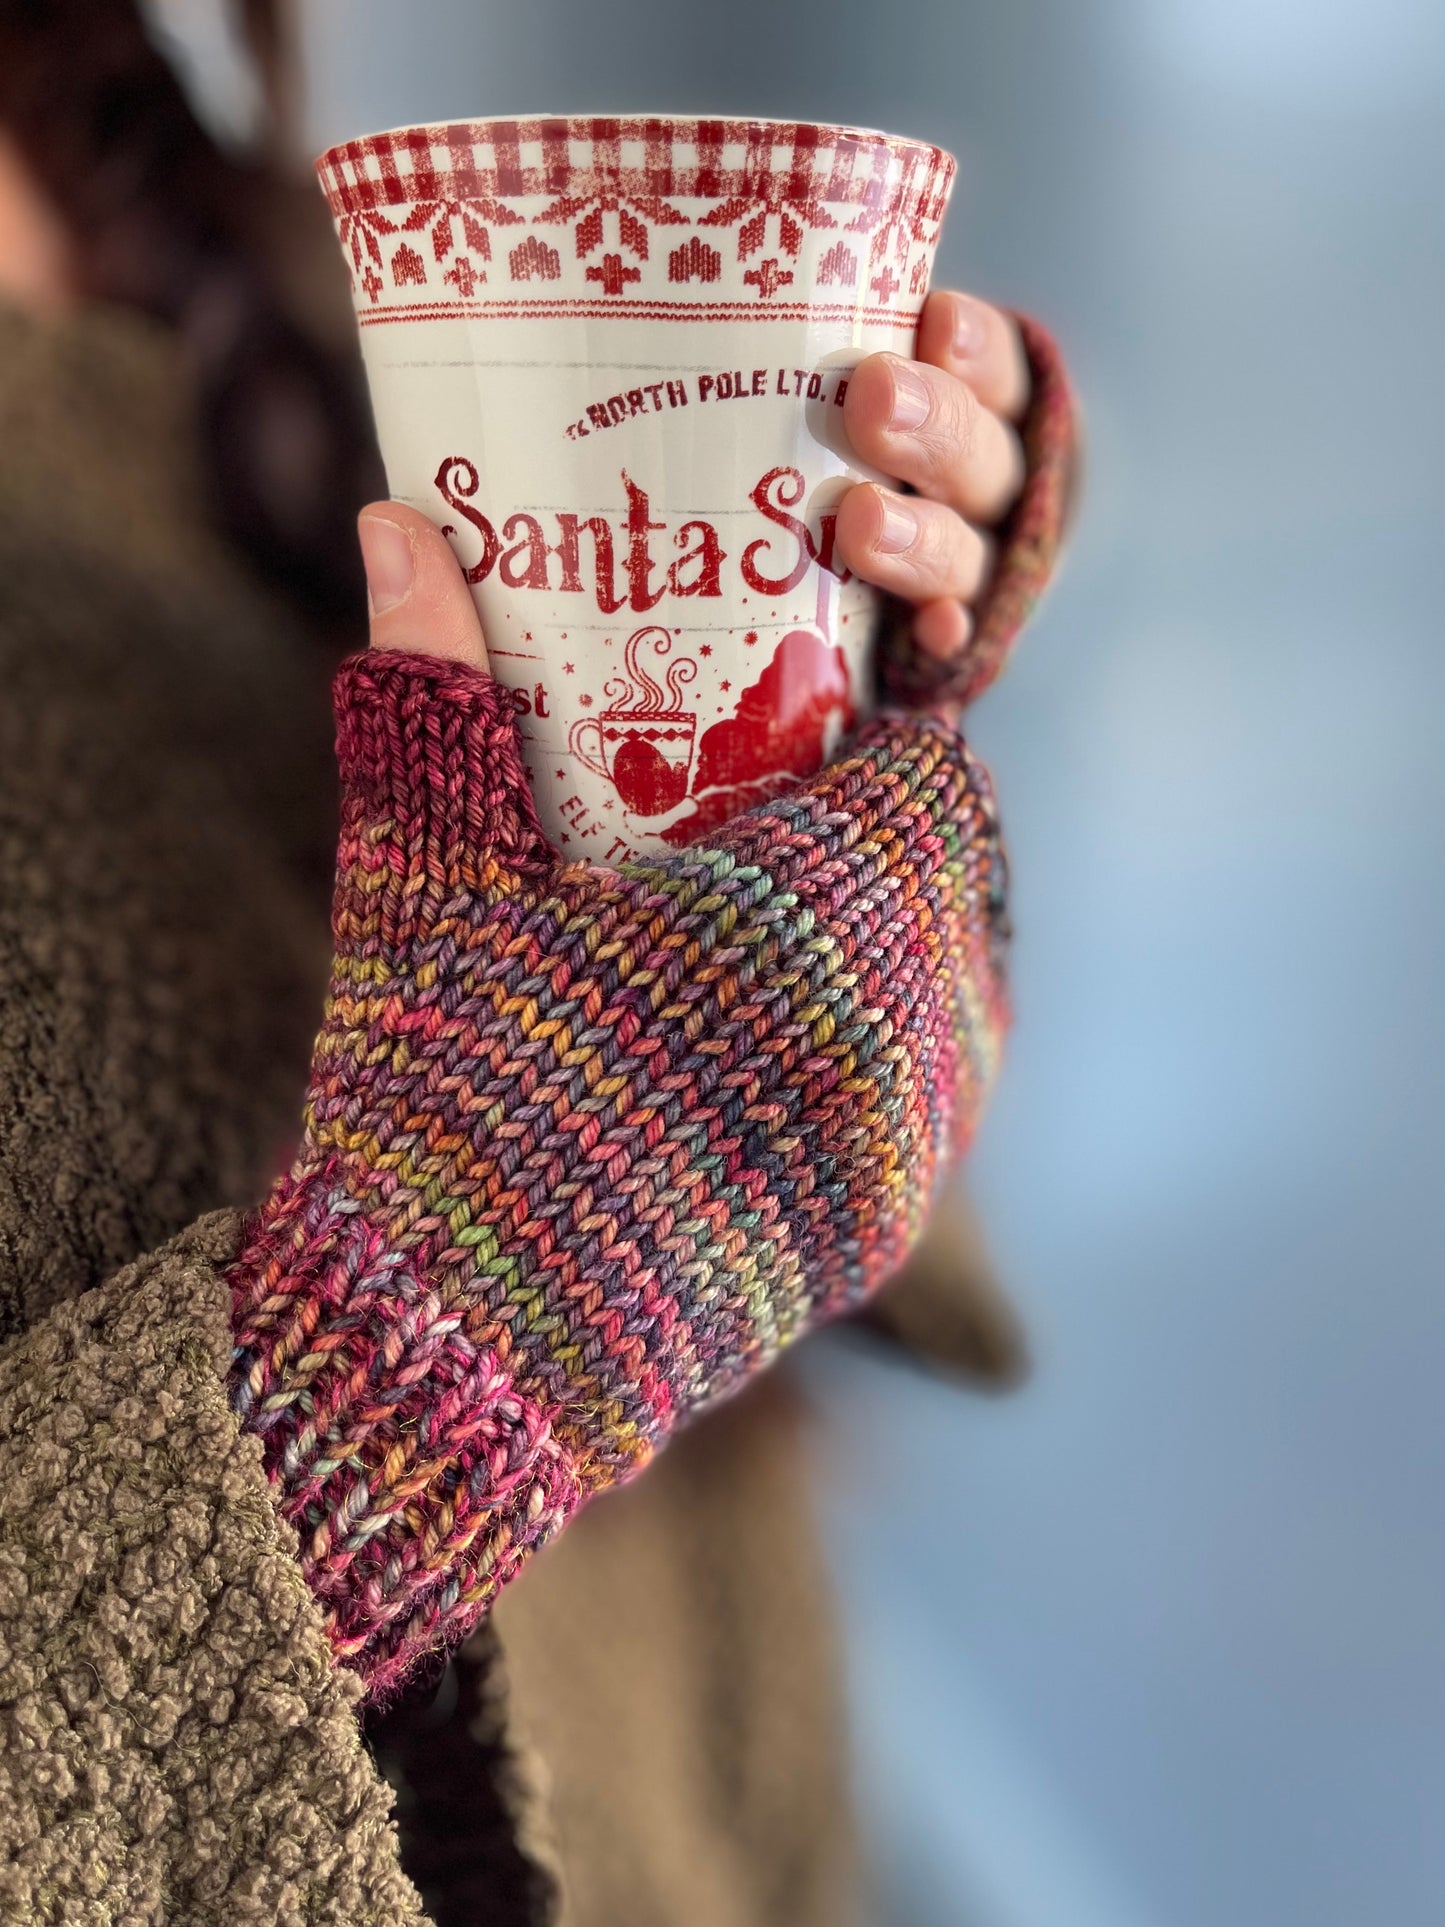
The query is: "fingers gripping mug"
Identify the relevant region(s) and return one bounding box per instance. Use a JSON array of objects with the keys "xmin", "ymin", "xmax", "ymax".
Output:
[{"xmin": 317, "ymin": 113, "xmax": 957, "ymax": 857}]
